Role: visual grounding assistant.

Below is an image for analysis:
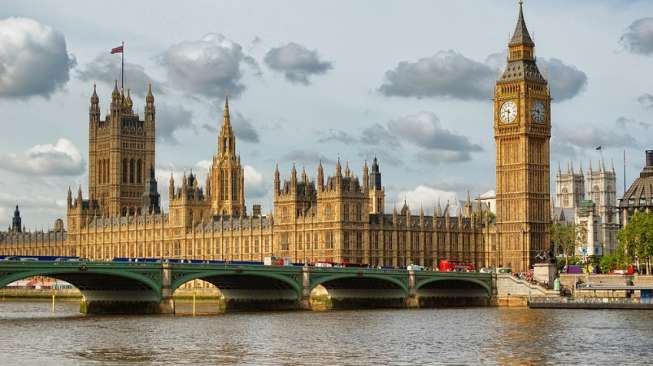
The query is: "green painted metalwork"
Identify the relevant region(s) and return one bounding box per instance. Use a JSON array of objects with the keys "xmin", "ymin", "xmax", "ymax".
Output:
[
  {"xmin": 414, "ymin": 272, "xmax": 492, "ymax": 295},
  {"xmin": 308, "ymin": 268, "xmax": 410, "ymax": 294},
  {"xmin": 0, "ymin": 262, "xmax": 493, "ymax": 302},
  {"xmin": 0, "ymin": 261, "xmax": 163, "ymax": 296},
  {"xmin": 169, "ymin": 264, "xmax": 303, "ymax": 296}
]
